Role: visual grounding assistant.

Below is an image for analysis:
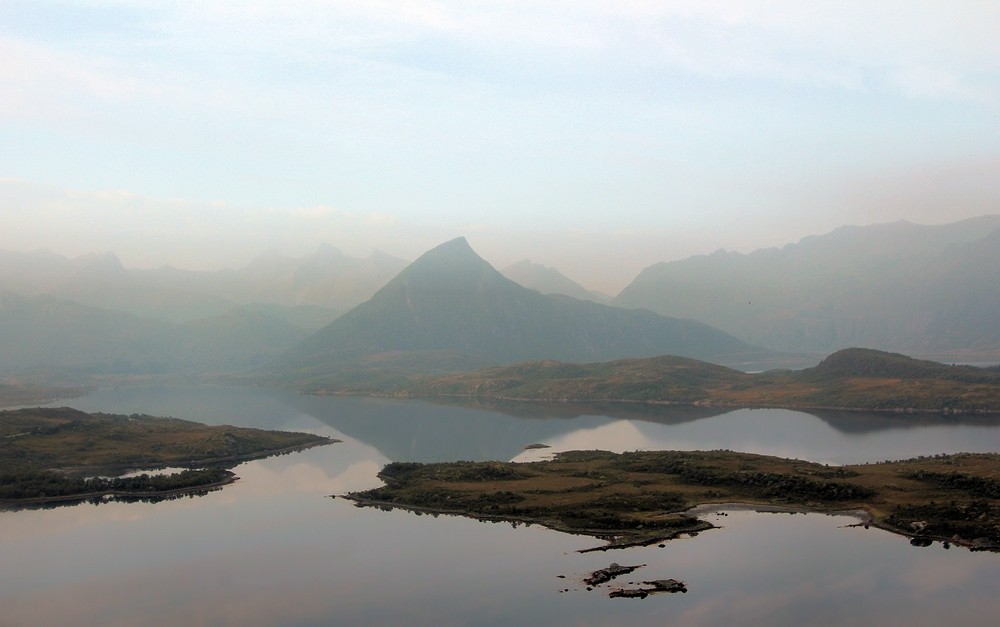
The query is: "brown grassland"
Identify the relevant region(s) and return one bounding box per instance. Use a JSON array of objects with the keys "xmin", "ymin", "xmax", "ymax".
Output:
[
  {"xmin": 0, "ymin": 407, "xmax": 335, "ymax": 504},
  {"xmin": 396, "ymin": 348, "xmax": 1000, "ymax": 413},
  {"xmin": 346, "ymin": 450, "xmax": 1000, "ymax": 552}
]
